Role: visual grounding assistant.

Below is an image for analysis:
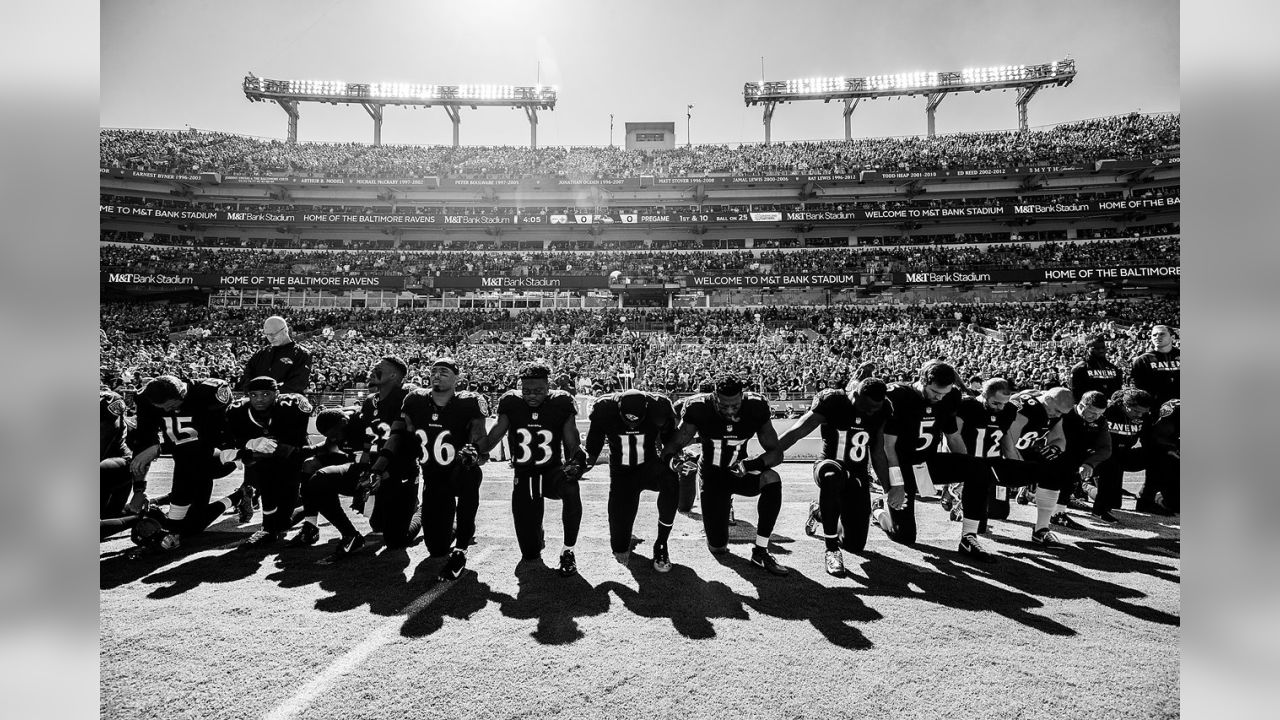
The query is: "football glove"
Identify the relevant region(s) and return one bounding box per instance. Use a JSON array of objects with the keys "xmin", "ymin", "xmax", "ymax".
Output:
[
  {"xmin": 1077, "ymin": 463, "xmax": 1094, "ymax": 481},
  {"xmin": 217, "ymin": 448, "xmax": 240, "ymax": 465},
  {"xmin": 1035, "ymin": 442, "xmax": 1063, "ymax": 462},
  {"xmin": 458, "ymin": 444, "xmax": 480, "ymax": 467},
  {"xmin": 245, "ymin": 437, "xmax": 278, "ymax": 454}
]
